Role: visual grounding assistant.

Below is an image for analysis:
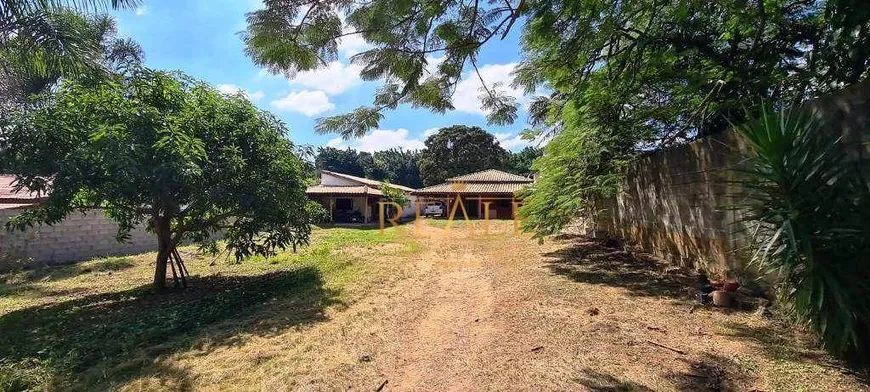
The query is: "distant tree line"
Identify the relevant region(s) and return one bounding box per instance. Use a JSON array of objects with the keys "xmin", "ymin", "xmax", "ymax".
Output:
[{"xmin": 314, "ymin": 125, "xmax": 542, "ymax": 188}]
